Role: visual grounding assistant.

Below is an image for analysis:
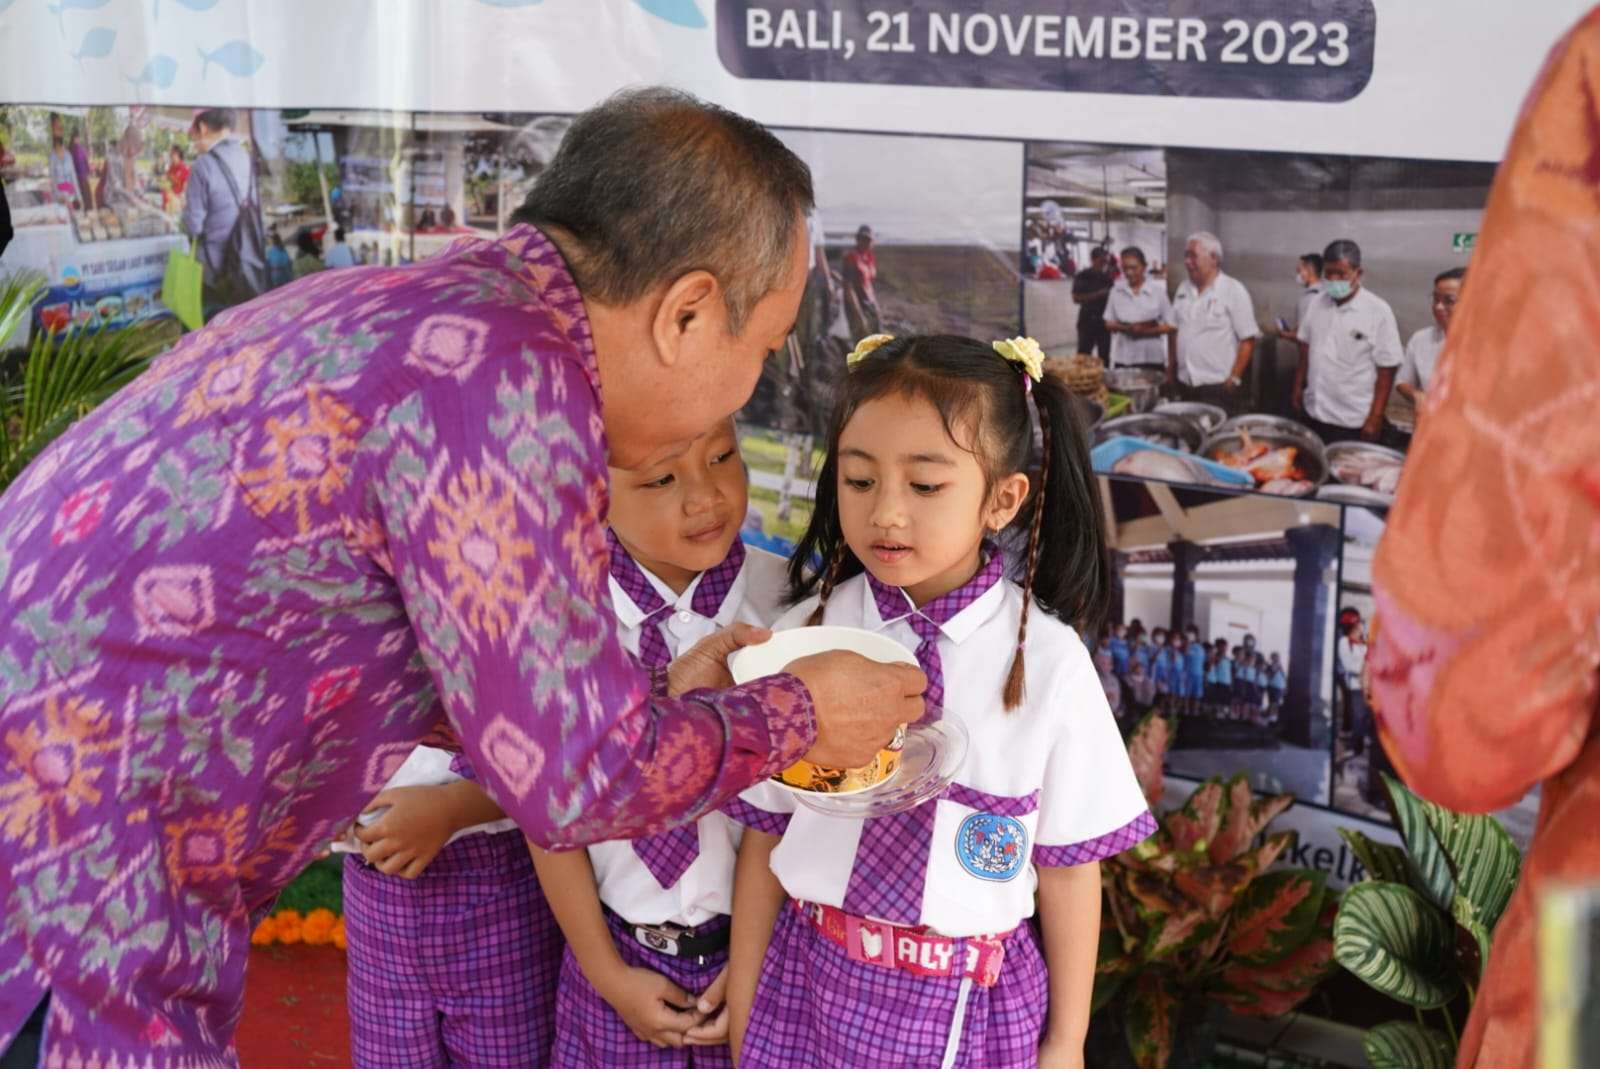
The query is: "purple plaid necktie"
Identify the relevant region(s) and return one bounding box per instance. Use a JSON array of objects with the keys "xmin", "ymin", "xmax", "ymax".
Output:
[
  {"xmin": 843, "ymin": 549, "xmax": 1005, "ymax": 924},
  {"xmin": 608, "ymin": 531, "xmax": 748, "ymax": 888}
]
